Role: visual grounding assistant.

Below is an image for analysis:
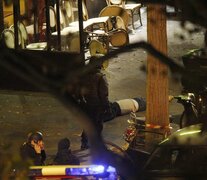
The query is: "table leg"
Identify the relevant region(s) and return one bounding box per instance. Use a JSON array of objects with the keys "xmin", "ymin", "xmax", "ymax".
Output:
[
  {"xmin": 138, "ymin": 8, "xmax": 142, "ymax": 26},
  {"xmin": 131, "ymin": 10, "xmax": 135, "ymax": 30}
]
